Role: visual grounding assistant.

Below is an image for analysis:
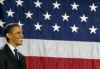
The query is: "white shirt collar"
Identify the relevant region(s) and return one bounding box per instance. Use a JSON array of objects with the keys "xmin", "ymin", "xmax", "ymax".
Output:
[{"xmin": 7, "ymin": 43, "xmax": 16, "ymax": 55}]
